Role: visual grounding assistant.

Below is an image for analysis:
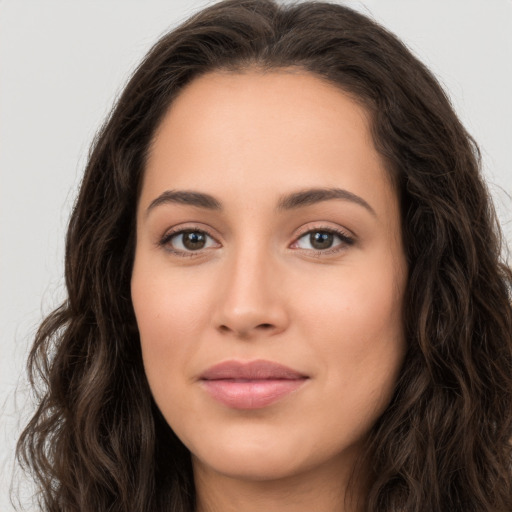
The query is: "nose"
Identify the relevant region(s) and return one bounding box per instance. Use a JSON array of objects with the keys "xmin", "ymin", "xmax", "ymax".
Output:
[{"xmin": 213, "ymin": 248, "xmax": 289, "ymax": 339}]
